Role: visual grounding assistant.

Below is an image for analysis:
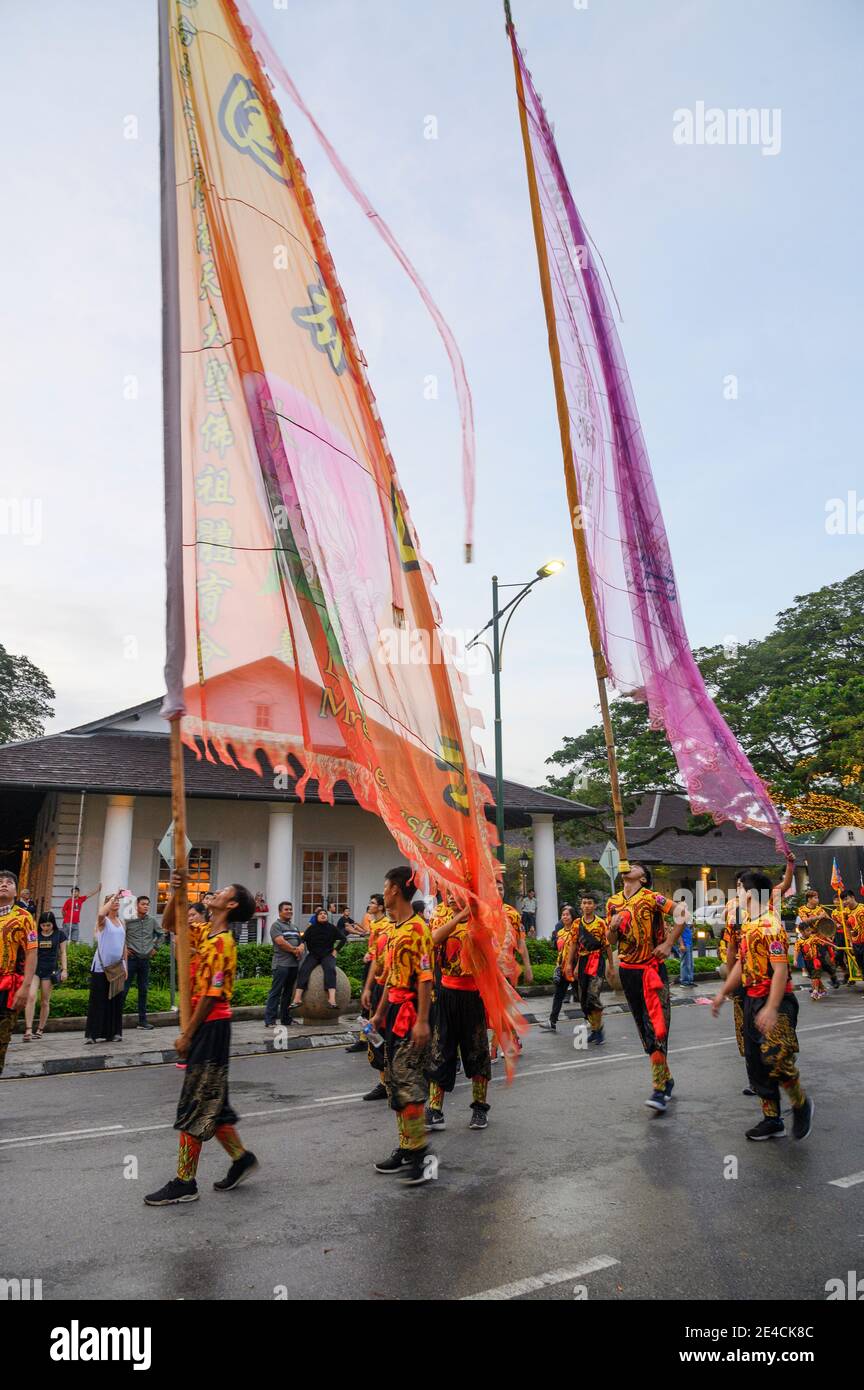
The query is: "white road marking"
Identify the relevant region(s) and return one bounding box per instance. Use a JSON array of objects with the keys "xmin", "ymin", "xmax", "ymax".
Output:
[
  {"xmin": 462, "ymin": 1255, "xmax": 619, "ymax": 1301},
  {"xmin": 829, "ymin": 1171, "xmax": 864, "ymax": 1189},
  {"xmin": 2, "ymin": 1013, "xmax": 861, "ymax": 1151},
  {"xmin": 0, "ymin": 1122, "xmax": 124, "ymax": 1147}
]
